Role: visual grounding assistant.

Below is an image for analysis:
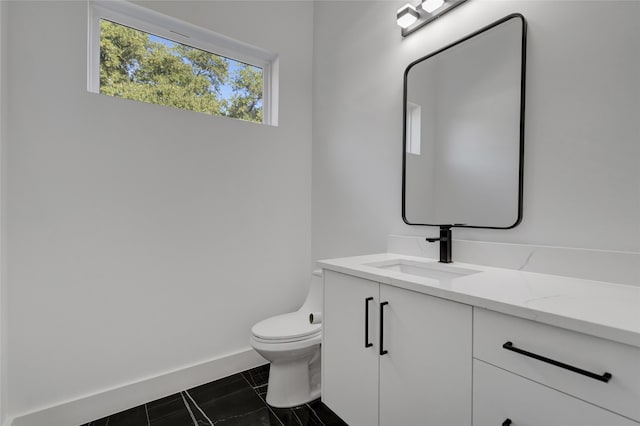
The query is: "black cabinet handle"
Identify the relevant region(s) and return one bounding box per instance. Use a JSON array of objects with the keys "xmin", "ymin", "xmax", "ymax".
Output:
[
  {"xmin": 364, "ymin": 297, "xmax": 373, "ymax": 348},
  {"xmin": 380, "ymin": 301, "xmax": 389, "ymax": 356},
  {"xmin": 502, "ymin": 419, "xmax": 512, "ymax": 426},
  {"xmin": 502, "ymin": 341, "xmax": 612, "ymax": 383}
]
